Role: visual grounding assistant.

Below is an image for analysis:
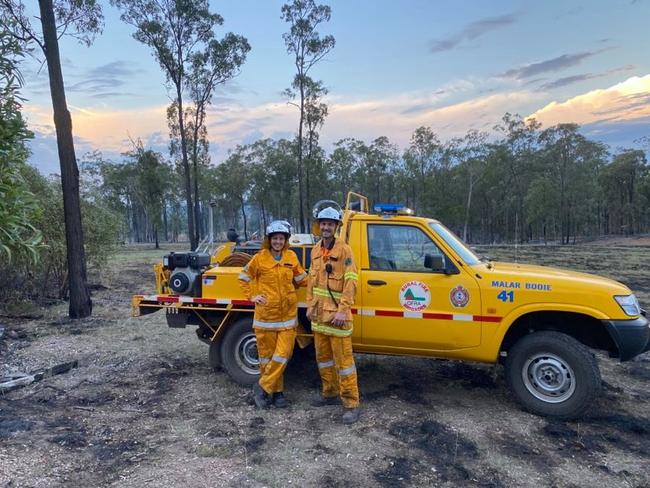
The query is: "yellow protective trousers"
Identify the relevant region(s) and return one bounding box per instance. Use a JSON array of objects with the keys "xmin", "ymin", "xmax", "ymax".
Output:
[
  {"xmin": 314, "ymin": 331, "xmax": 360, "ymax": 408},
  {"xmin": 255, "ymin": 327, "xmax": 297, "ymax": 394}
]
